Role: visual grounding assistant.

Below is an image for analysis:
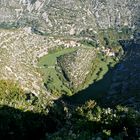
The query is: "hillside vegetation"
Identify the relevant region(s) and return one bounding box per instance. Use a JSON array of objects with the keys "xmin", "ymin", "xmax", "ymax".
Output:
[
  {"xmin": 0, "ymin": 0, "xmax": 140, "ymax": 139},
  {"xmin": 0, "ymin": 80, "xmax": 139, "ymax": 140}
]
